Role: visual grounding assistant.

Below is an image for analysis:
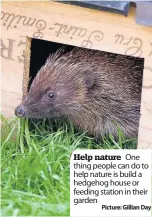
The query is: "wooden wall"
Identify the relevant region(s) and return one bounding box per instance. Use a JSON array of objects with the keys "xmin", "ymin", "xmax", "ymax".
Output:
[{"xmin": 1, "ymin": 1, "xmax": 152, "ymax": 148}]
